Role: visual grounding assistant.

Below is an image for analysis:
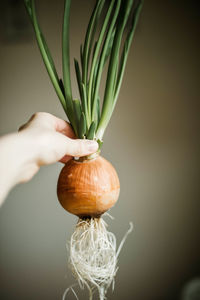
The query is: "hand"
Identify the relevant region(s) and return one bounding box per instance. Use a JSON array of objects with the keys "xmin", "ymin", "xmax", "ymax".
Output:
[
  {"xmin": 0, "ymin": 112, "xmax": 98, "ymax": 204},
  {"xmin": 19, "ymin": 112, "xmax": 98, "ymax": 165}
]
